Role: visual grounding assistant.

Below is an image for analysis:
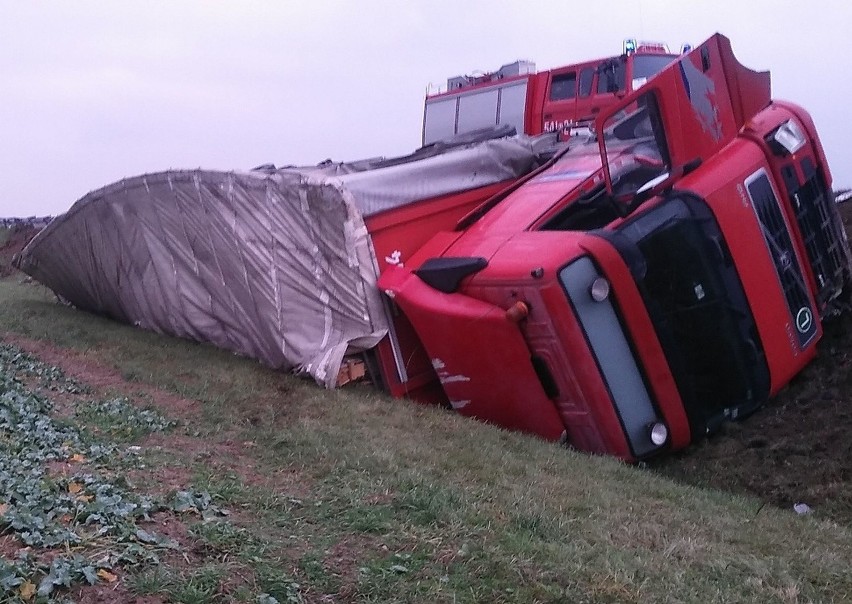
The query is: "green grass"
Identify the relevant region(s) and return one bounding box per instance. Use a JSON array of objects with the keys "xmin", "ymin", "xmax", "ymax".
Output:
[{"xmin": 2, "ymin": 278, "xmax": 852, "ymax": 602}]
